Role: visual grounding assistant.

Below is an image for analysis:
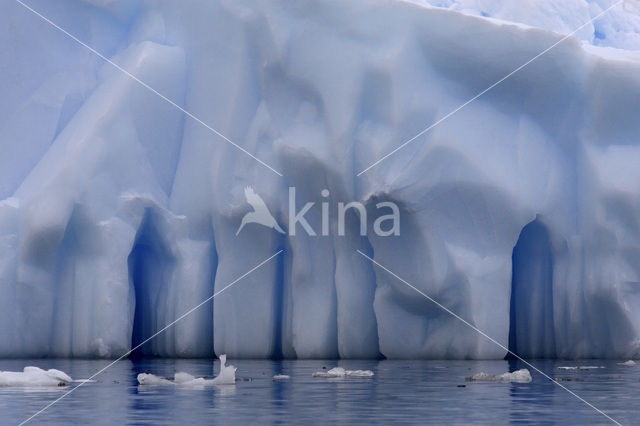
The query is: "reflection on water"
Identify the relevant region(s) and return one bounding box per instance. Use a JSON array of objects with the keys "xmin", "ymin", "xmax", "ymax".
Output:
[{"xmin": 0, "ymin": 358, "xmax": 638, "ymax": 424}]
